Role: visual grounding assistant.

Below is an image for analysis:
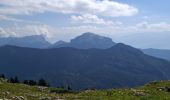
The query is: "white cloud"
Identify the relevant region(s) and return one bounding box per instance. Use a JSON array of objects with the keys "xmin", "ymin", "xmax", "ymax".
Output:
[
  {"xmin": 134, "ymin": 21, "xmax": 170, "ymax": 33},
  {"xmin": 0, "ymin": 27, "xmax": 17, "ymax": 37},
  {"xmin": 0, "ymin": 0, "xmax": 138, "ymax": 17},
  {"xmin": 0, "ymin": 27, "xmax": 8, "ymax": 37},
  {"xmin": 58, "ymin": 21, "xmax": 170, "ymax": 39},
  {"xmin": 71, "ymin": 14, "xmax": 114, "ymax": 25},
  {"xmin": 0, "ymin": 15, "xmax": 44, "ymax": 25},
  {"xmin": 0, "ymin": 15, "xmax": 23, "ymax": 22},
  {"xmin": 0, "ymin": 24, "xmax": 56, "ymax": 41}
]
